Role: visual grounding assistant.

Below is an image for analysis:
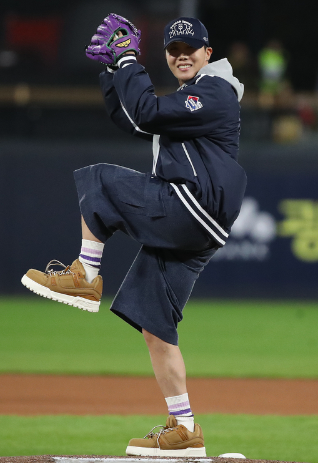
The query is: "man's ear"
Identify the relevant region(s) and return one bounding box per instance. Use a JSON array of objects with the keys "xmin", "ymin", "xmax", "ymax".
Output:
[{"xmin": 206, "ymin": 47, "xmax": 213, "ymax": 62}]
